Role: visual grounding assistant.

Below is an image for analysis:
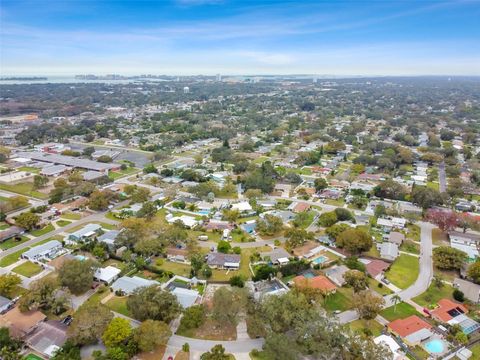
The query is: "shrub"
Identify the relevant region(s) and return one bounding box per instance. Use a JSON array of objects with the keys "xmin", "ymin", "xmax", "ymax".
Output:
[
  {"xmin": 453, "ymin": 289, "xmax": 465, "ymax": 302},
  {"xmin": 229, "ymin": 275, "xmax": 245, "ymax": 288}
]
